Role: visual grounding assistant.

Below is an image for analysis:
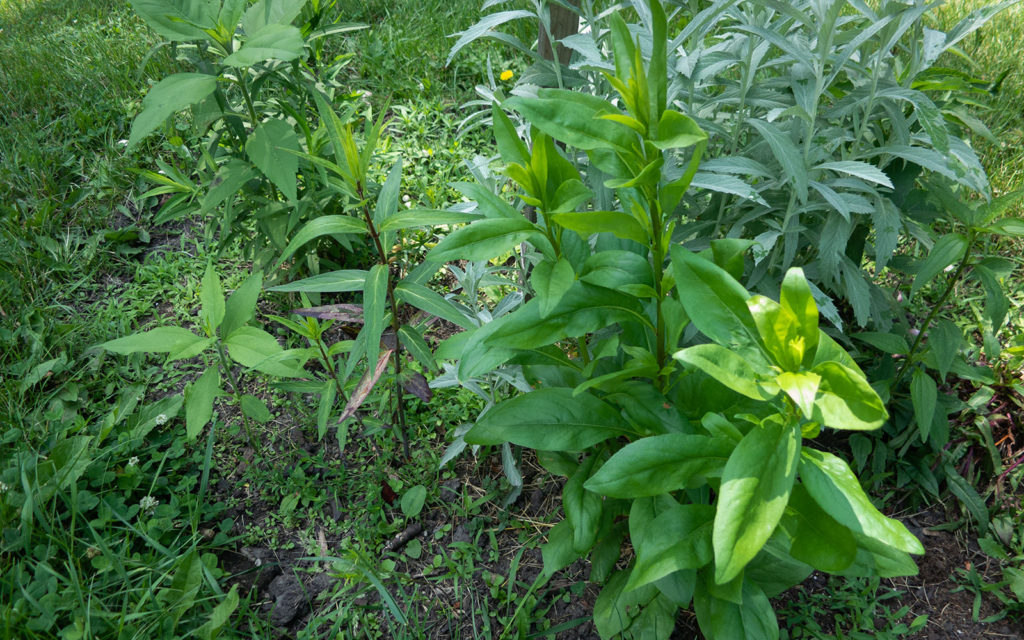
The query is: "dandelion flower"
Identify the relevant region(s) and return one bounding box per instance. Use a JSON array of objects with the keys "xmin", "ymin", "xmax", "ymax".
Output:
[{"xmin": 500, "ymin": 69, "xmax": 514, "ymax": 82}]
